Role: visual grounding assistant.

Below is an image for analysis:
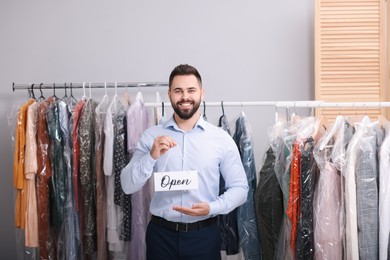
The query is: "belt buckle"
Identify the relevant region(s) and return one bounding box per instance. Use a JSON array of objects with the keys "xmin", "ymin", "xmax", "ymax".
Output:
[{"xmin": 176, "ymin": 223, "xmax": 189, "ymax": 232}]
